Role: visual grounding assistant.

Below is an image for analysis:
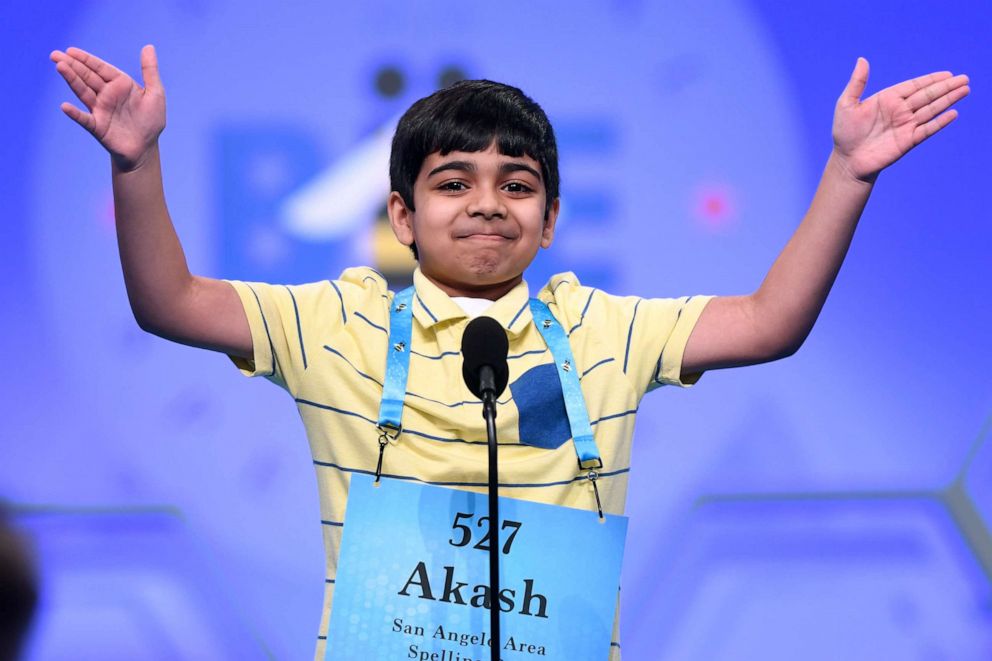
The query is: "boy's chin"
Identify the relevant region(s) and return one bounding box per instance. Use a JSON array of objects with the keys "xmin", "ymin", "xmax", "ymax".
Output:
[
  {"xmin": 421, "ymin": 261, "xmax": 525, "ymax": 299},
  {"xmin": 430, "ymin": 254, "xmax": 517, "ymax": 283}
]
